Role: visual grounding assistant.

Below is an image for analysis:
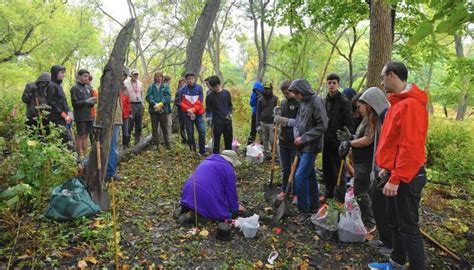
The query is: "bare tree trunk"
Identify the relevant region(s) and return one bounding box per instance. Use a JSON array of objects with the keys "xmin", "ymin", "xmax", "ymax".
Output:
[
  {"xmin": 249, "ymin": 0, "xmax": 274, "ymax": 81},
  {"xmin": 366, "ymin": 0, "xmax": 393, "ymax": 88},
  {"xmin": 85, "ymin": 19, "xmax": 135, "ymax": 210},
  {"xmin": 455, "ymin": 35, "xmax": 469, "ymax": 121},
  {"xmin": 184, "ymin": 0, "xmax": 221, "ymax": 75},
  {"xmin": 127, "ymin": 0, "xmax": 149, "ymax": 78}
]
